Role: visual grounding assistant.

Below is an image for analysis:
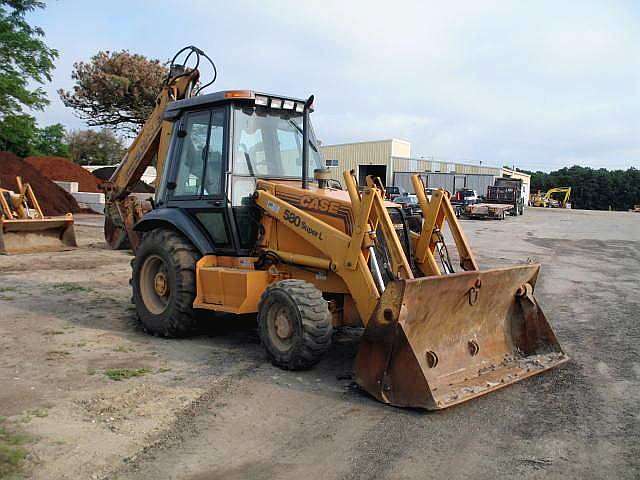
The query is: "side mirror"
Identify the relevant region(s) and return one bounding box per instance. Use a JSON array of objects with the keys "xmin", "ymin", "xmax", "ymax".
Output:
[{"xmin": 167, "ymin": 181, "xmax": 177, "ymax": 191}]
